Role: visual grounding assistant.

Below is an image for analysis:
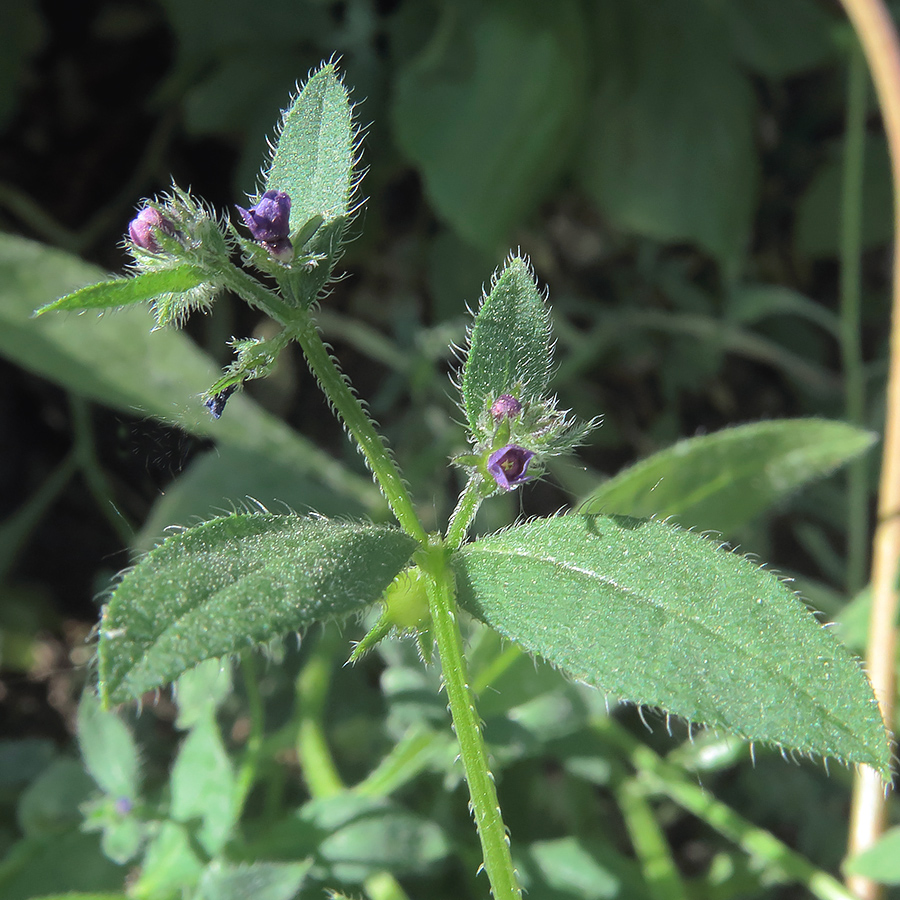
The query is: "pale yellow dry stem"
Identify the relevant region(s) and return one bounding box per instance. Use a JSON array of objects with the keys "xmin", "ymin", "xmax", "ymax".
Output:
[{"xmin": 837, "ymin": 2, "xmax": 900, "ymax": 898}]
